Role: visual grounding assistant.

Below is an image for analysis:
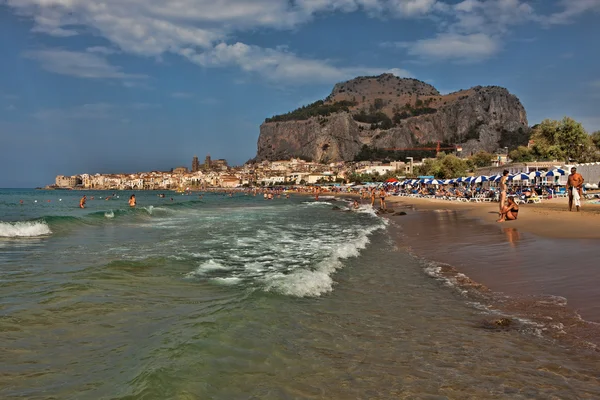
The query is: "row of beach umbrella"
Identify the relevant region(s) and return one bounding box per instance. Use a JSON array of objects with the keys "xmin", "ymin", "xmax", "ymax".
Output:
[{"xmin": 391, "ymin": 169, "xmax": 567, "ymax": 186}]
